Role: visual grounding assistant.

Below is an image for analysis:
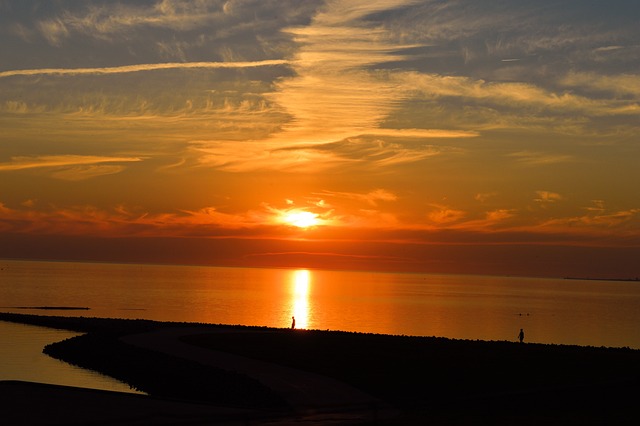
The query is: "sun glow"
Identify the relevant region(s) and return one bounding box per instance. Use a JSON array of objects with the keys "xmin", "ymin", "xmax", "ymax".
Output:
[{"xmin": 282, "ymin": 210, "xmax": 320, "ymax": 228}]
